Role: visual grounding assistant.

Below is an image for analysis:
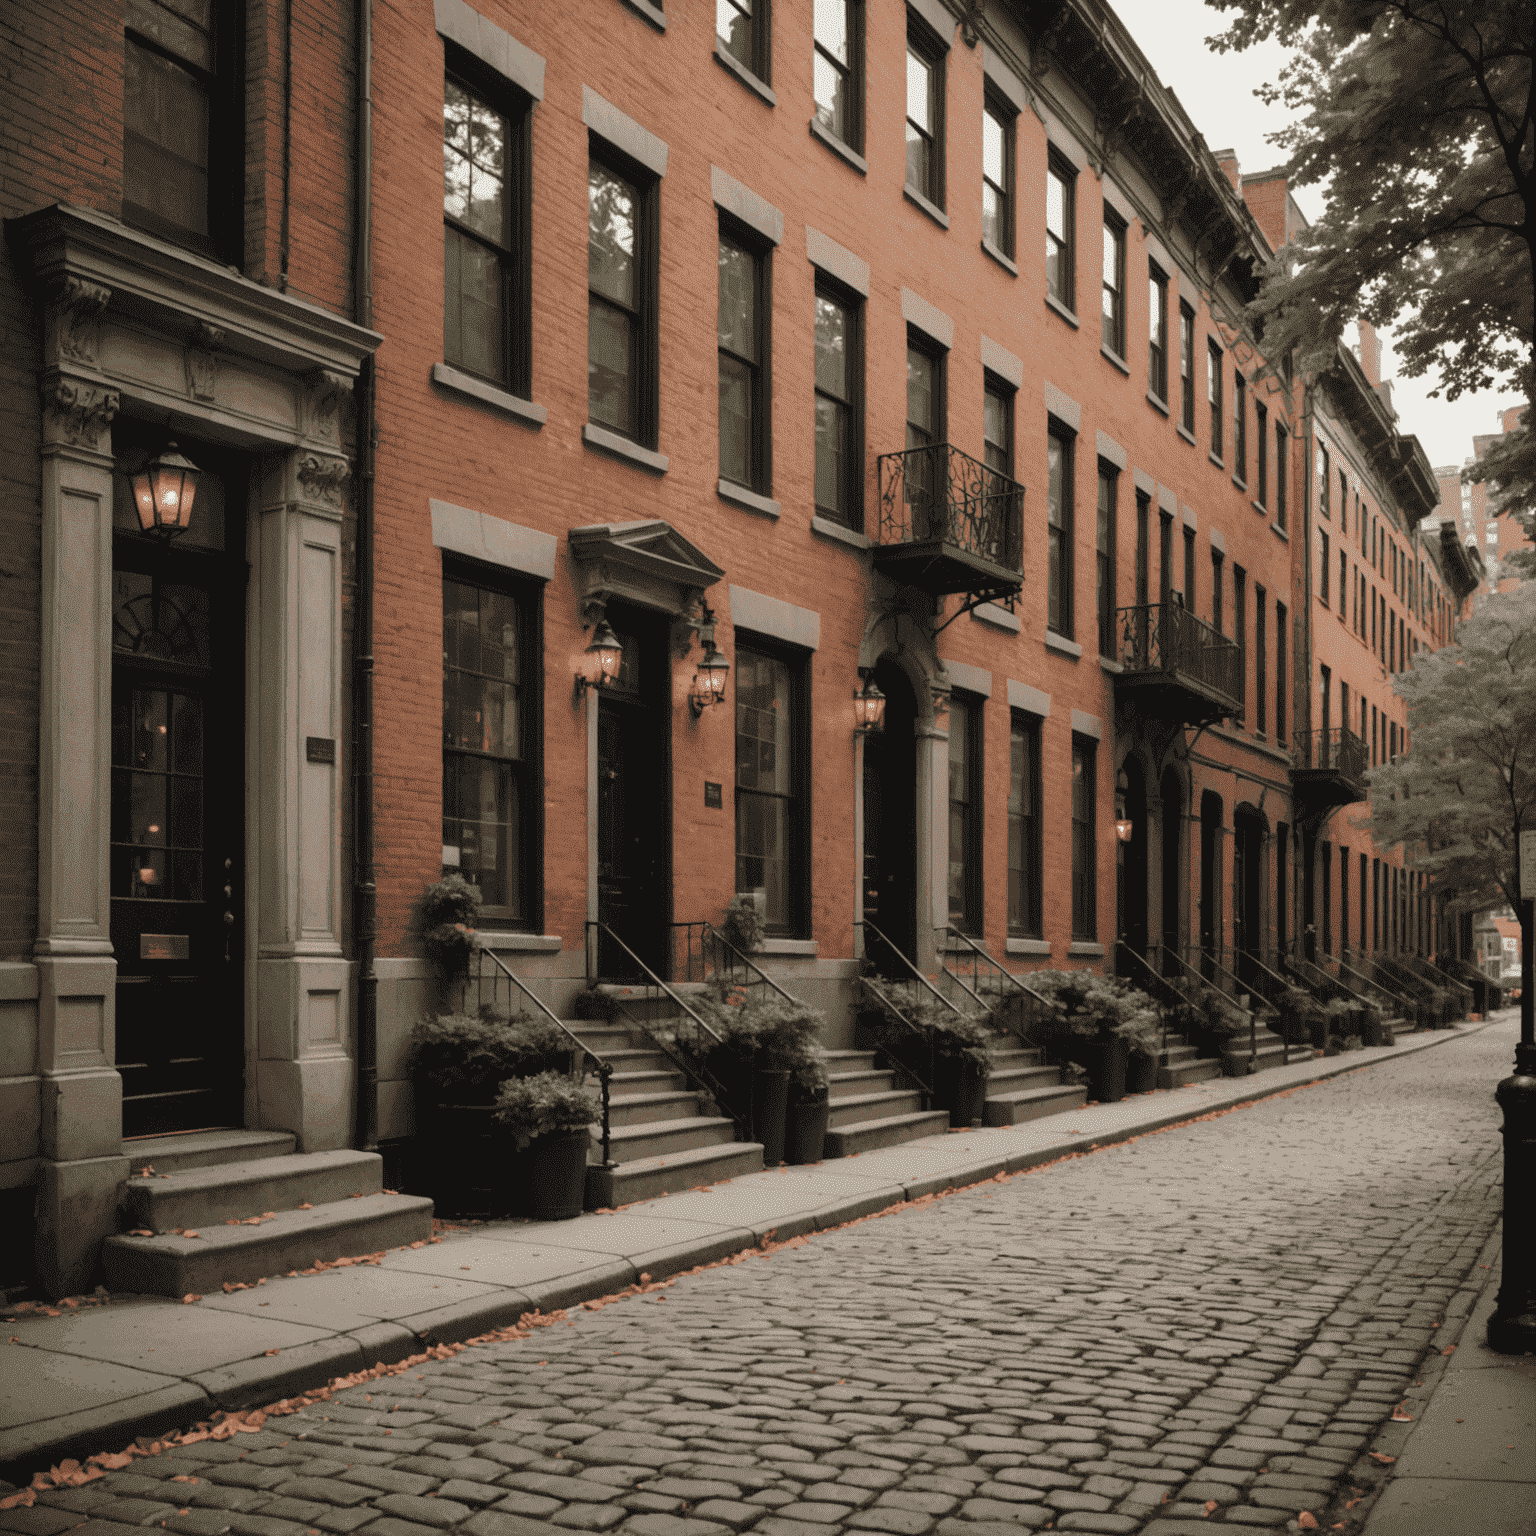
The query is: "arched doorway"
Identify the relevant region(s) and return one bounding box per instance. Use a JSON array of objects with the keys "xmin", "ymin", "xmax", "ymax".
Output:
[
  {"xmin": 1233, "ymin": 808, "xmax": 1265, "ymax": 989},
  {"xmin": 1199, "ymin": 791, "xmax": 1224, "ymax": 978},
  {"xmin": 862, "ymin": 658, "xmax": 919, "ymax": 970},
  {"xmin": 1159, "ymin": 766, "xmax": 1183, "ymax": 970},
  {"xmin": 1120, "ymin": 757, "xmax": 1149, "ymax": 956}
]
